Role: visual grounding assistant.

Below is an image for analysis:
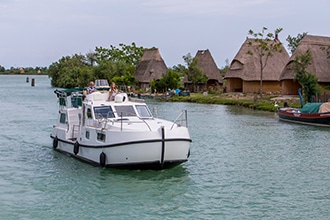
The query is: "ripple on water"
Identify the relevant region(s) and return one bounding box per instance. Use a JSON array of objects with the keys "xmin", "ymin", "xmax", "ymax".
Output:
[{"xmin": 0, "ymin": 76, "xmax": 330, "ymax": 219}]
